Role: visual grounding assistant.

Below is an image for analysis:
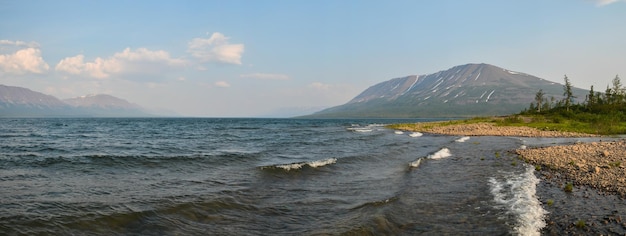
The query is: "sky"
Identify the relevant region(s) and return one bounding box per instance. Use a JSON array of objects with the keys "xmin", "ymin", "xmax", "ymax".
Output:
[{"xmin": 1, "ymin": 0, "xmax": 625, "ymax": 117}]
